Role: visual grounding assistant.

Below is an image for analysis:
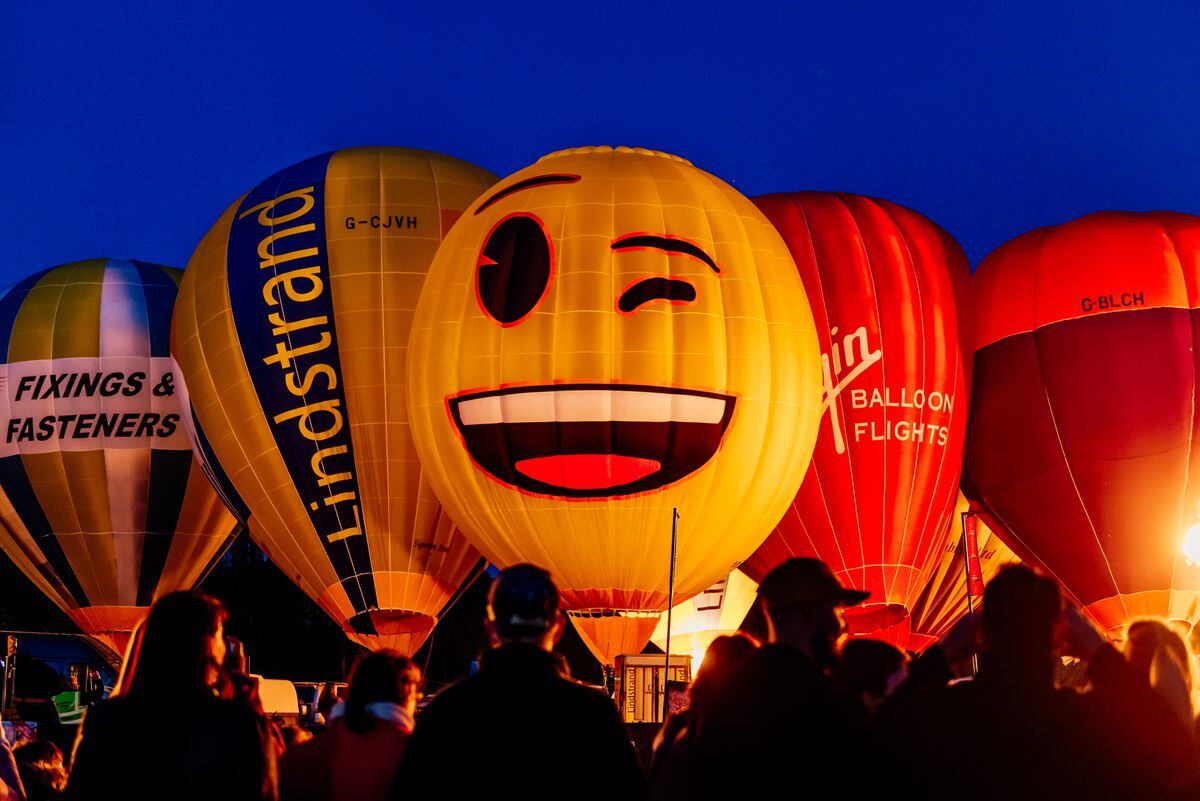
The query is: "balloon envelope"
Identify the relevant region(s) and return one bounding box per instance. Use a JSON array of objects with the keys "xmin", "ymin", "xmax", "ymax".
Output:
[
  {"xmin": 407, "ymin": 147, "xmax": 823, "ymax": 665},
  {"xmin": 0, "ymin": 260, "xmax": 239, "ymax": 654},
  {"xmin": 909, "ymin": 493, "xmax": 1019, "ymax": 650},
  {"xmin": 173, "ymin": 147, "xmax": 495, "ymax": 652},
  {"xmin": 964, "ymin": 211, "xmax": 1200, "ymax": 636},
  {"xmin": 650, "ymin": 571, "xmax": 758, "ymax": 668},
  {"xmin": 740, "ymin": 193, "xmax": 971, "ymax": 649}
]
